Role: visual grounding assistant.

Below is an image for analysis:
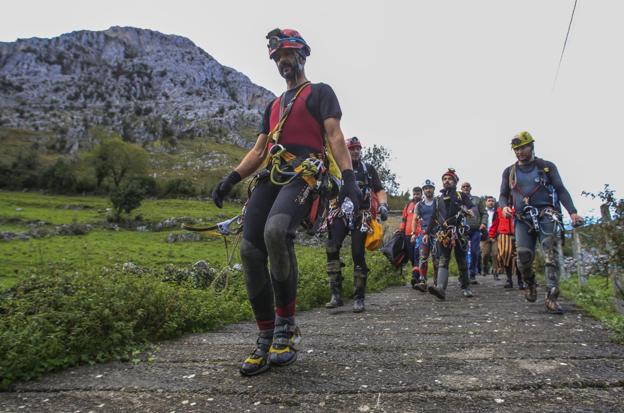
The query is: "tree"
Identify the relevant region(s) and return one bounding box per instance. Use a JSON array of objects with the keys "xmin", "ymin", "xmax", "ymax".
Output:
[
  {"xmin": 361, "ymin": 144, "xmax": 400, "ymax": 195},
  {"xmin": 90, "ymin": 134, "xmax": 149, "ymax": 189},
  {"xmin": 110, "ymin": 180, "xmax": 145, "ymax": 222}
]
